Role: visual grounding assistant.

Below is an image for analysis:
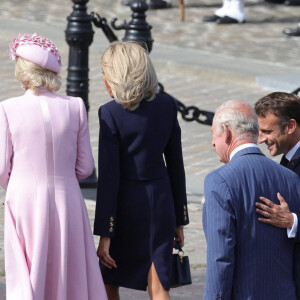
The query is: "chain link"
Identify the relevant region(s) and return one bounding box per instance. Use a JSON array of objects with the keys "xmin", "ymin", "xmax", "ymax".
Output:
[
  {"xmin": 159, "ymin": 83, "xmax": 214, "ymax": 126},
  {"xmin": 292, "ymin": 87, "xmax": 300, "ymax": 95}
]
